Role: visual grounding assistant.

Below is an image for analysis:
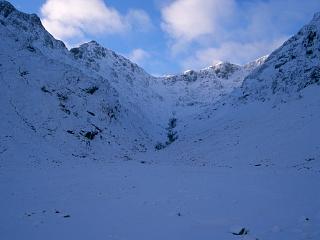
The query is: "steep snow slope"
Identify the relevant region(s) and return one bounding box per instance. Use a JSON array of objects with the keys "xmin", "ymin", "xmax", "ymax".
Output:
[
  {"xmin": 240, "ymin": 13, "xmax": 320, "ymax": 103},
  {"xmin": 0, "ymin": 0, "xmax": 168, "ymax": 161},
  {"xmin": 1, "ymin": 1, "xmax": 320, "ymax": 240},
  {"xmin": 69, "ymin": 41, "xmax": 172, "ymax": 130}
]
